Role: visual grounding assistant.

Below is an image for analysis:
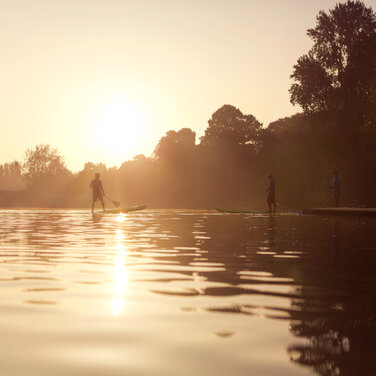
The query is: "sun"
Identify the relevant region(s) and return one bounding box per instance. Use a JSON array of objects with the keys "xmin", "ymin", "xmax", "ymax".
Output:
[{"xmin": 89, "ymin": 95, "xmax": 148, "ymax": 163}]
